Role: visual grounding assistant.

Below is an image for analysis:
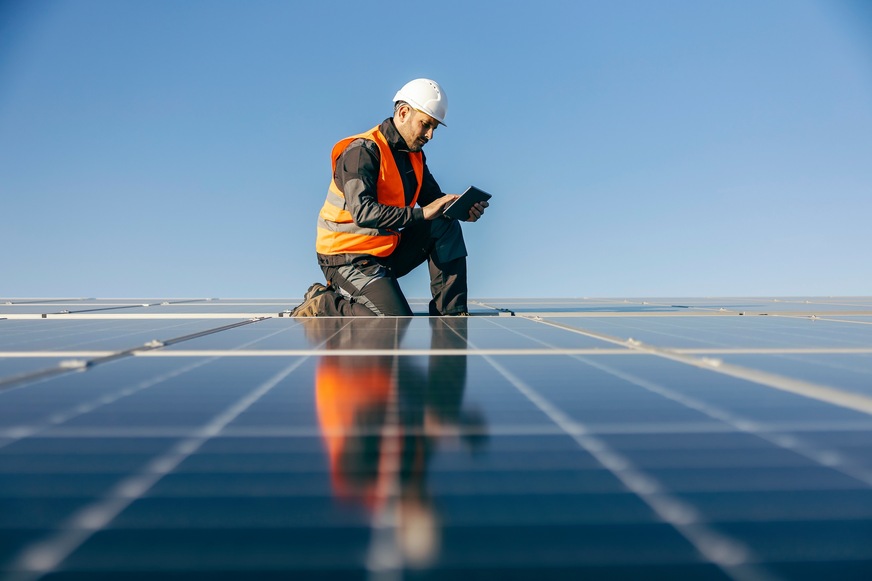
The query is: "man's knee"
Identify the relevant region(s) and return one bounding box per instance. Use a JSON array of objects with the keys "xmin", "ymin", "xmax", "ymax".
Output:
[
  {"xmin": 359, "ymin": 276, "xmax": 413, "ymax": 316},
  {"xmin": 432, "ymin": 218, "xmax": 468, "ymax": 264}
]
